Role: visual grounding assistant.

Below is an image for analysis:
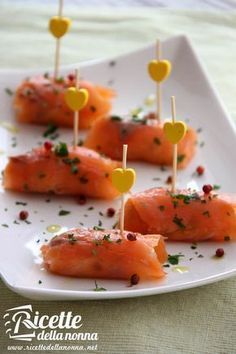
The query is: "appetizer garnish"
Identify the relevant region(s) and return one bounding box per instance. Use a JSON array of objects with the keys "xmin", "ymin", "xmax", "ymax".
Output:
[
  {"xmin": 41, "ymin": 228, "xmax": 167, "ymax": 280},
  {"xmin": 124, "ymin": 187, "xmax": 236, "ymax": 242},
  {"xmin": 3, "ymin": 143, "xmax": 120, "ymax": 199},
  {"xmin": 14, "ymin": 75, "xmax": 115, "ymax": 129}
]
